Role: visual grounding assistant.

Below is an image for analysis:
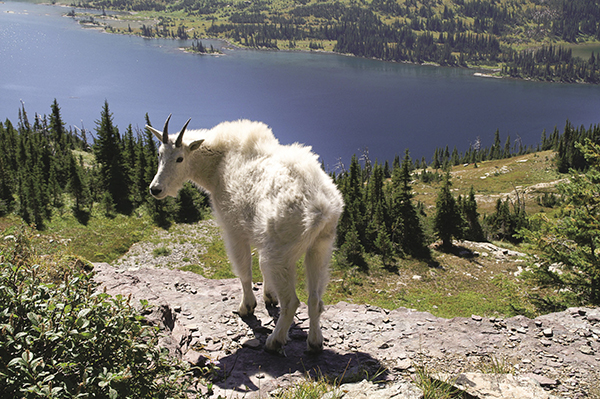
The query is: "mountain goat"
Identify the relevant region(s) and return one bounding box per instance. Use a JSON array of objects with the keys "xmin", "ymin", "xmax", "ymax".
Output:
[{"xmin": 148, "ymin": 115, "xmax": 343, "ymax": 354}]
